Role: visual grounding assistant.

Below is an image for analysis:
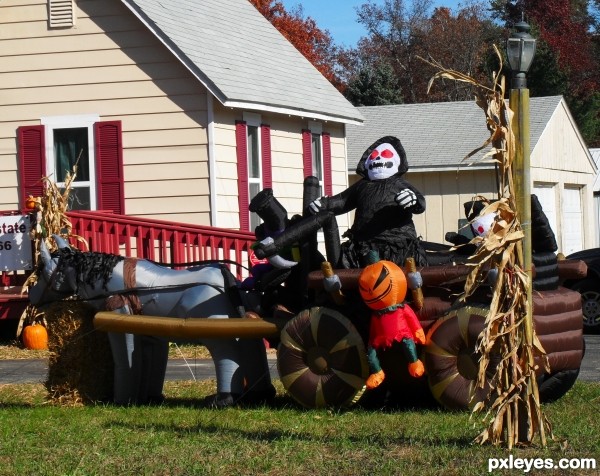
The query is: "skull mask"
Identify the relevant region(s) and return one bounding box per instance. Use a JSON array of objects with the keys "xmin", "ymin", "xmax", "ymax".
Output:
[
  {"xmin": 356, "ymin": 136, "xmax": 409, "ymax": 181},
  {"xmin": 366, "ymin": 143, "xmax": 402, "ymax": 181}
]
